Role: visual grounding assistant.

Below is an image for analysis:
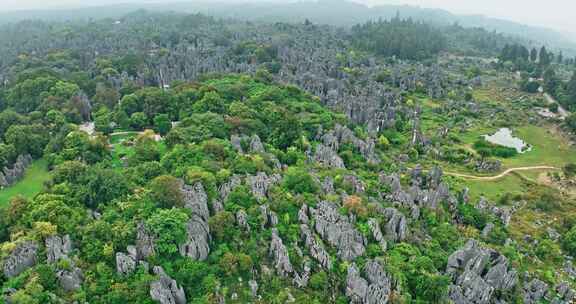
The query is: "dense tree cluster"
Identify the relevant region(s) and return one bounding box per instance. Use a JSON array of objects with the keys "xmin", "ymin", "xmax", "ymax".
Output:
[{"xmin": 351, "ymin": 17, "xmax": 447, "ymax": 60}]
